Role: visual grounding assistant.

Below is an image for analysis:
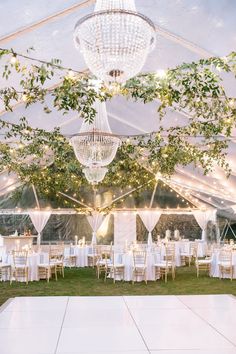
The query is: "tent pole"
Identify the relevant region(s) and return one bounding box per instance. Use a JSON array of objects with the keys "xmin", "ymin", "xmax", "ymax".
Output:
[
  {"xmin": 32, "ymin": 184, "xmax": 40, "ymax": 209},
  {"xmin": 149, "ymin": 182, "xmax": 158, "ymax": 208}
]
